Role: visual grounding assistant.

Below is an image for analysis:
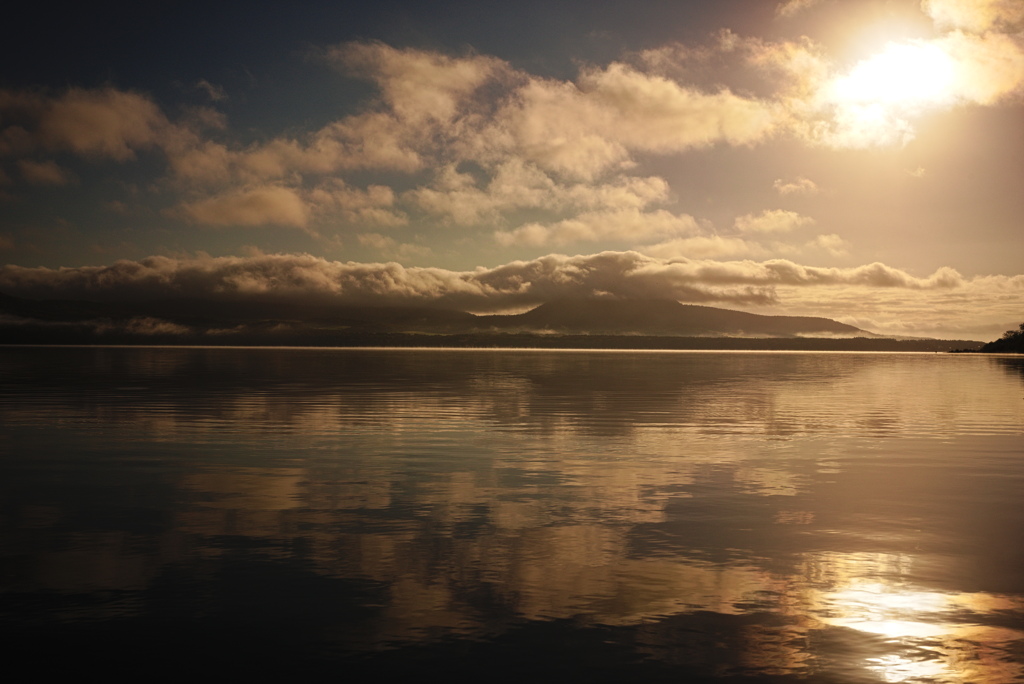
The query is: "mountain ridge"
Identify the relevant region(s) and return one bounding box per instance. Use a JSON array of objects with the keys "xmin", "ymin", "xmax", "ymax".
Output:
[
  {"xmin": 0, "ymin": 291, "xmax": 984, "ymax": 350},
  {"xmin": 475, "ymin": 298, "xmax": 875, "ymax": 338}
]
